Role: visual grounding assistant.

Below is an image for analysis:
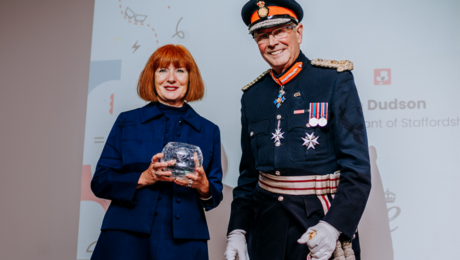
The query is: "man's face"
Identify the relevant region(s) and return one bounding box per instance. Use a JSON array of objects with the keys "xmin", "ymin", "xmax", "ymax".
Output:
[{"xmin": 254, "ymin": 23, "xmax": 303, "ymax": 74}]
